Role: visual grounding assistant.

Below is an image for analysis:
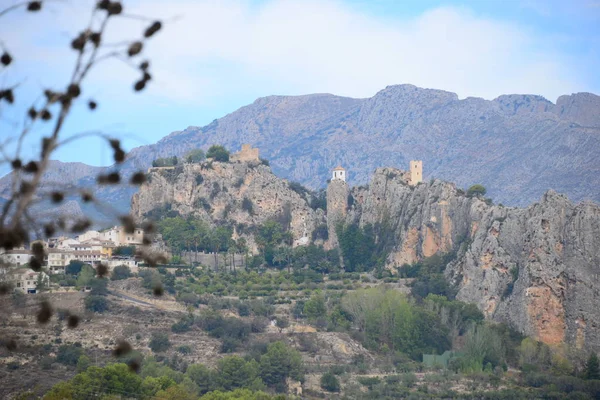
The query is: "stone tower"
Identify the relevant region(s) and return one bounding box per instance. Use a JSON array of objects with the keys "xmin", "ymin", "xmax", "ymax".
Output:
[
  {"xmin": 409, "ymin": 160, "xmax": 423, "ymax": 186},
  {"xmin": 326, "ymin": 168, "xmax": 348, "ymax": 250}
]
